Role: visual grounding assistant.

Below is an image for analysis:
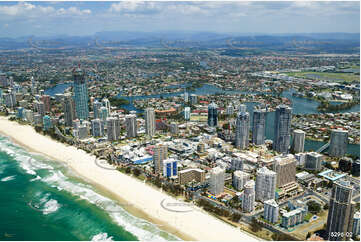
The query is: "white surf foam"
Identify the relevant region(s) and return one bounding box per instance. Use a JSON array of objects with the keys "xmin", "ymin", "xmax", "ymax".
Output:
[
  {"xmin": 42, "ymin": 199, "xmax": 61, "ymax": 215},
  {"xmin": 0, "ymin": 137, "xmax": 180, "ymax": 241},
  {"xmin": 1, "ymin": 175, "xmax": 15, "ymax": 182},
  {"xmin": 42, "ymin": 170, "xmax": 178, "ymax": 241},
  {"xmin": 91, "ymin": 233, "xmax": 114, "ymax": 241}
]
